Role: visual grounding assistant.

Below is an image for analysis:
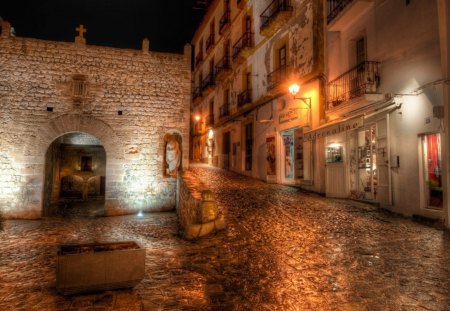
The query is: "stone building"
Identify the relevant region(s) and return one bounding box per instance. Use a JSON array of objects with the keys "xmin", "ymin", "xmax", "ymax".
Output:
[
  {"xmin": 191, "ymin": 0, "xmax": 325, "ymax": 185},
  {"xmin": 0, "ymin": 22, "xmax": 191, "ymax": 219}
]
